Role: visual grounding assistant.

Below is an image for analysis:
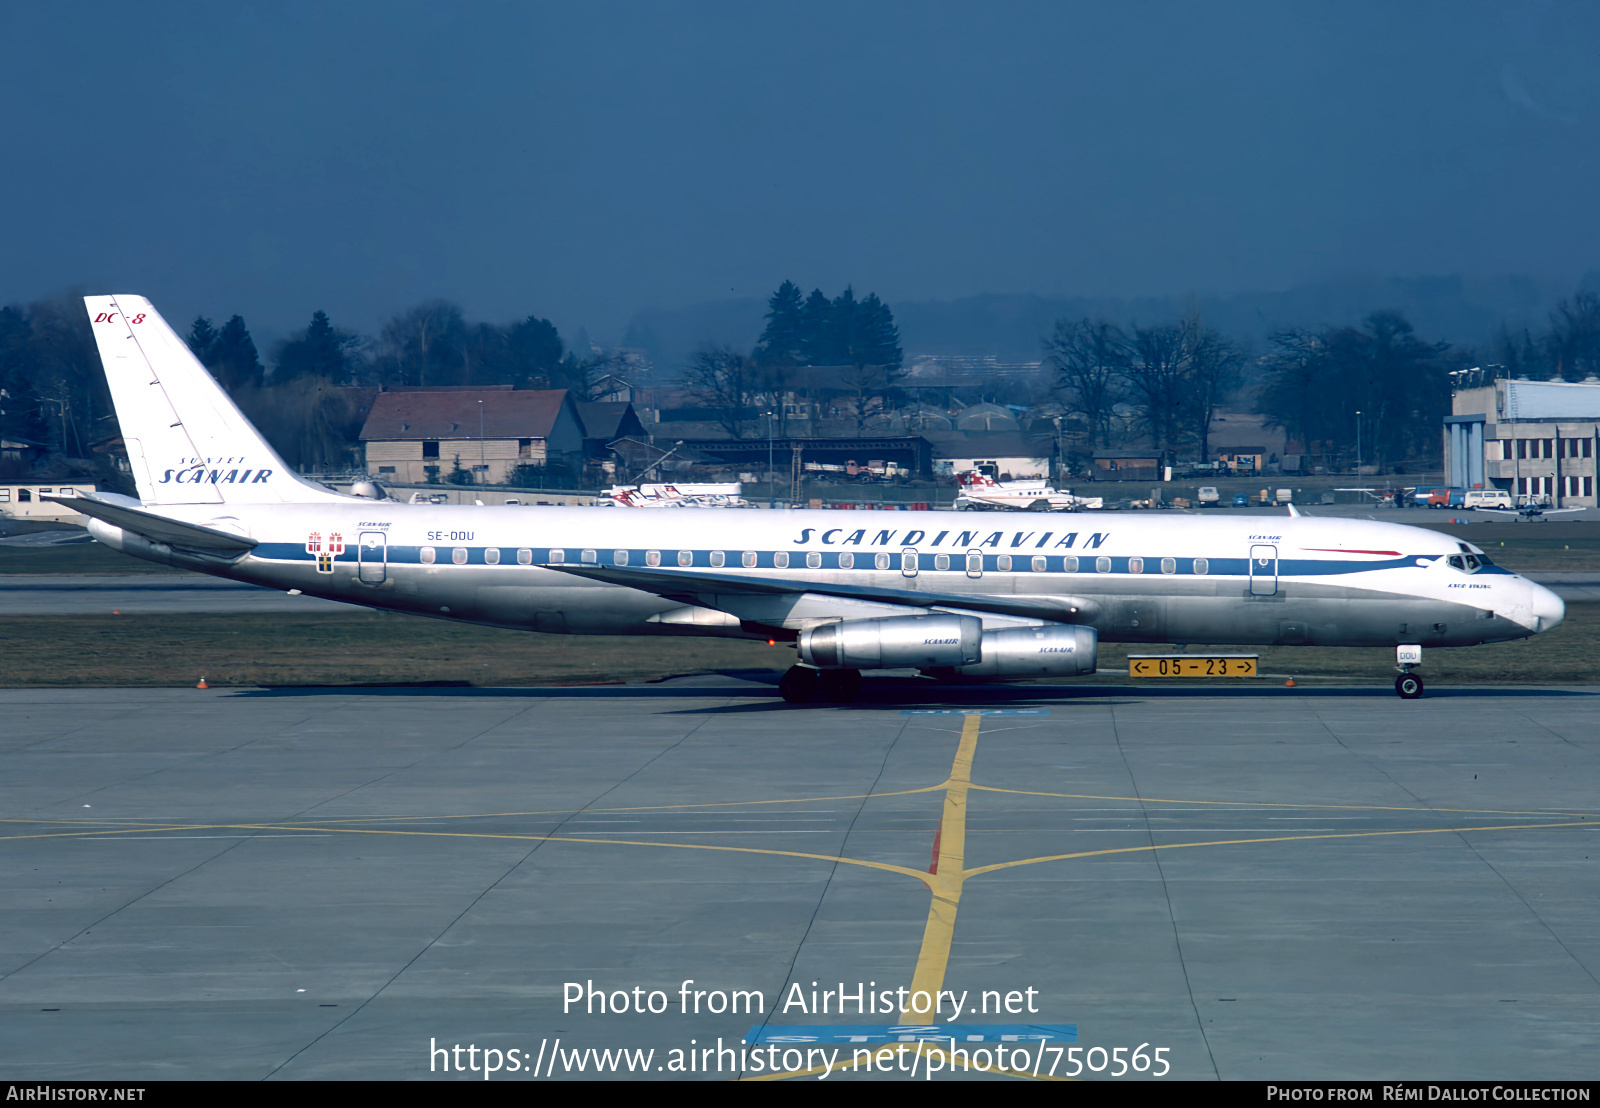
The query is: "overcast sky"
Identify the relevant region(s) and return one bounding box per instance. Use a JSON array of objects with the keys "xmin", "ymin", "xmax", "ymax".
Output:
[{"xmin": 2, "ymin": 1, "xmax": 1597, "ymax": 344}]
